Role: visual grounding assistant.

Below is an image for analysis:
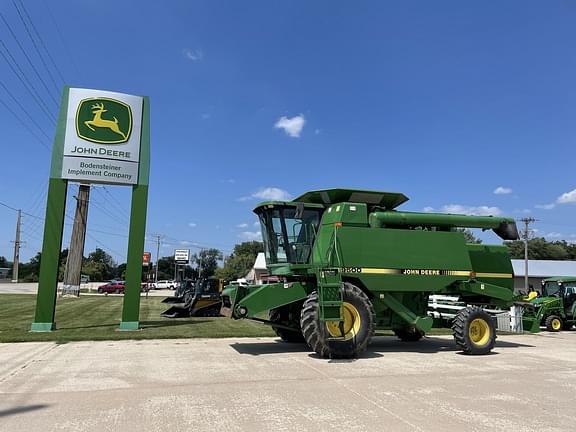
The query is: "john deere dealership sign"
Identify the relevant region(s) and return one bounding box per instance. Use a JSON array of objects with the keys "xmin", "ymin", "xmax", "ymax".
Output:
[{"xmin": 62, "ymin": 88, "xmax": 143, "ymax": 185}]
